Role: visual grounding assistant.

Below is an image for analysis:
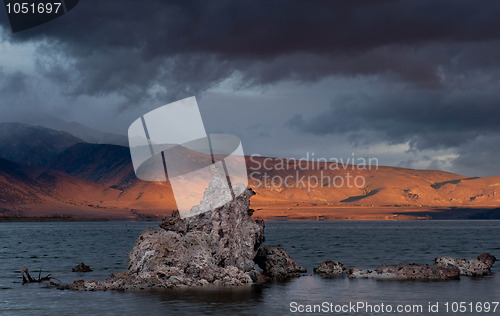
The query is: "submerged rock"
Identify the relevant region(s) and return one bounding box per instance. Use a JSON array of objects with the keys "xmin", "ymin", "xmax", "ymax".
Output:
[
  {"xmin": 72, "ymin": 262, "xmax": 93, "ymax": 272},
  {"xmin": 434, "ymin": 253, "xmax": 496, "ymax": 276},
  {"xmin": 254, "ymin": 246, "xmax": 307, "ymax": 280}
]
